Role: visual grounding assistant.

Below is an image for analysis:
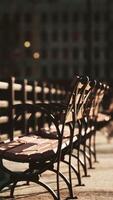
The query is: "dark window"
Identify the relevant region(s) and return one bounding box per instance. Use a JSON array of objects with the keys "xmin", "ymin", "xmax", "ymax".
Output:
[
  {"xmin": 11, "ymin": 13, "xmax": 20, "ymax": 37},
  {"xmin": 24, "ymin": 31, "xmax": 32, "ymax": 41},
  {"xmin": 73, "ymin": 64, "xmax": 78, "ymax": 74},
  {"xmin": 94, "ymin": 11, "xmax": 100, "ymax": 23},
  {"xmin": 1, "ymin": 14, "xmax": 11, "ymax": 43},
  {"xmin": 72, "ymin": 12, "xmax": 79, "ymax": 23},
  {"xmin": 83, "ymin": 13, "xmax": 89, "ymax": 23},
  {"xmin": 104, "ymin": 62, "xmax": 110, "ymax": 79},
  {"xmin": 104, "ymin": 30, "xmax": 109, "ymax": 41},
  {"xmin": 2, "ymin": 13, "xmax": 10, "ymax": 24},
  {"xmin": 41, "ymin": 65, "xmax": 48, "ymax": 78},
  {"xmin": 15, "ymin": 31, "xmax": 20, "ymax": 40},
  {"xmin": 40, "ymin": 30, "xmax": 48, "ymax": 42},
  {"xmin": 94, "ymin": 30, "xmax": 100, "ymax": 41},
  {"xmin": 13, "ymin": 31, "xmax": 20, "ymax": 44},
  {"xmin": 72, "ymin": 31, "xmax": 79, "ymax": 41},
  {"xmin": 1, "ymin": 13, "xmax": 10, "ymax": 29},
  {"xmin": 62, "ymin": 48, "xmax": 69, "ymax": 59},
  {"xmin": 72, "ymin": 47, "xmax": 79, "ymax": 59},
  {"xmin": 94, "ymin": 64, "xmax": 99, "ymax": 77},
  {"xmin": 94, "ymin": 46, "xmax": 100, "ymax": 59},
  {"xmin": 104, "ymin": 47, "xmax": 110, "ymax": 59},
  {"xmin": 62, "ymin": 64, "xmax": 68, "ymax": 78},
  {"xmin": 84, "ymin": 47, "xmax": 88, "ymax": 59},
  {"xmin": 25, "ymin": 48, "xmax": 32, "ymax": 57},
  {"xmin": 52, "ymin": 30, "xmax": 58, "ymax": 42},
  {"xmin": 1, "ymin": 29, "xmax": 9, "ymax": 41},
  {"xmin": 104, "ymin": 12, "xmax": 109, "ymax": 22},
  {"xmin": 62, "ymin": 12, "xmax": 68, "ymax": 23},
  {"xmin": 62, "ymin": 30, "xmax": 68, "ymax": 42},
  {"xmin": 11, "ymin": 14, "xmax": 20, "ymax": 45},
  {"xmin": 1, "ymin": 48, "xmax": 9, "ymax": 59},
  {"xmin": 24, "ymin": 13, "xmax": 32, "ymax": 23},
  {"xmin": 51, "ymin": 12, "xmax": 59, "ymax": 23},
  {"xmin": 84, "ymin": 64, "xmax": 91, "ymax": 75},
  {"xmin": 25, "ymin": 66, "xmax": 32, "ymax": 77},
  {"xmin": 40, "ymin": 48, "xmax": 48, "ymax": 59},
  {"xmin": 14, "ymin": 69, "xmax": 20, "ymax": 78},
  {"xmin": 83, "ymin": 30, "xmax": 89, "ymax": 41},
  {"xmin": 13, "ymin": 13, "xmax": 21, "ymax": 24},
  {"xmin": 51, "ymin": 48, "xmax": 59, "ymax": 59},
  {"xmin": 52, "ymin": 64, "xmax": 59, "ymax": 77},
  {"xmin": 41, "ymin": 12, "xmax": 48, "ymax": 24}
]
